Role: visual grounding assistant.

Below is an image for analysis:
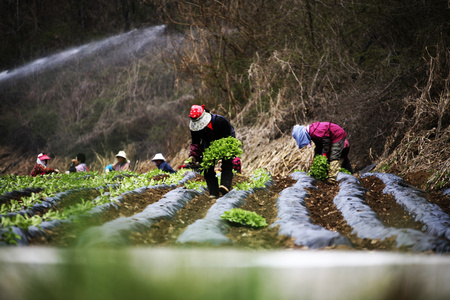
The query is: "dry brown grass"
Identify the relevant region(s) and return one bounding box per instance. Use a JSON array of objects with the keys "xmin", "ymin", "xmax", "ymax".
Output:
[
  {"xmin": 236, "ymin": 126, "xmax": 314, "ymax": 177},
  {"xmin": 376, "ymin": 126, "xmax": 450, "ymax": 190},
  {"xmin": 375, "ymin": 44, "xmax": 450, "ymax": 189}
]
